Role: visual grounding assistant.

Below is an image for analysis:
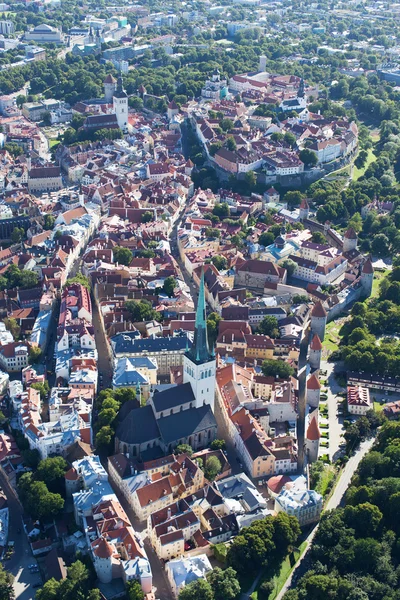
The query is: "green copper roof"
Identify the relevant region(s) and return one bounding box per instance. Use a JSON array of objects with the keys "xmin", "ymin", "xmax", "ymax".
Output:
[{"xmin": 190, "ymin": 269, "xmax": 212, "ymax": 364}]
